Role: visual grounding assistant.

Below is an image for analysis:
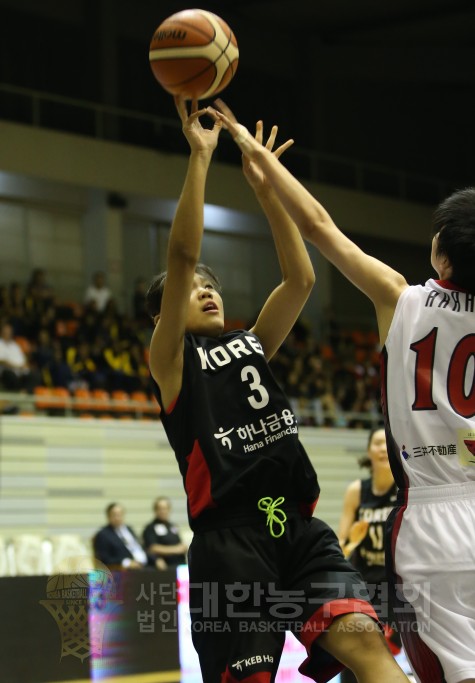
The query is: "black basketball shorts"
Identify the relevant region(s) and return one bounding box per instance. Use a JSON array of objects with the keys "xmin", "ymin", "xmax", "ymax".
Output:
[{"xmin": 188, "ymin": 513, "xmax": 378, "ymax": 683}]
